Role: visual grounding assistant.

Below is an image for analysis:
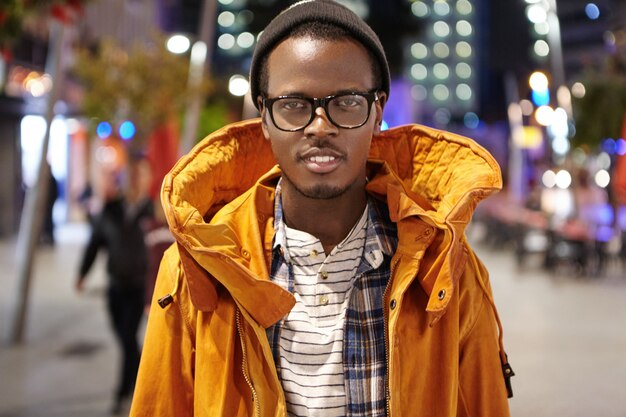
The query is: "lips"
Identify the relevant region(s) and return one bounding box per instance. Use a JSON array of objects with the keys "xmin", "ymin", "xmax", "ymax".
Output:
[{"xmin": 300, "ymin": 148, "xmax": 343, "ymax": 174}]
